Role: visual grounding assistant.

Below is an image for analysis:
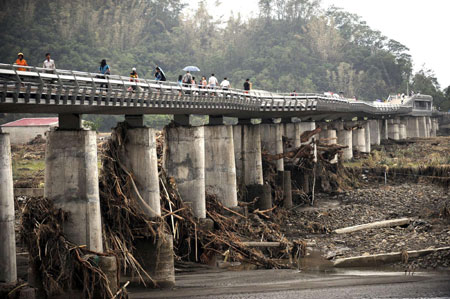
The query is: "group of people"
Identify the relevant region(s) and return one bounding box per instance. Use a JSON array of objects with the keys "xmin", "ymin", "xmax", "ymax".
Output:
[
  {"xmin": 12, "ymin": 53, "xmax": 254, "ymax": 93},
  {"xmin": 13, "ymin": 52, "xmax": 56, "ymax": 72},
  {"xmin": 178, "ymin": 72, "xmax": 253, "ymax": 93}
]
